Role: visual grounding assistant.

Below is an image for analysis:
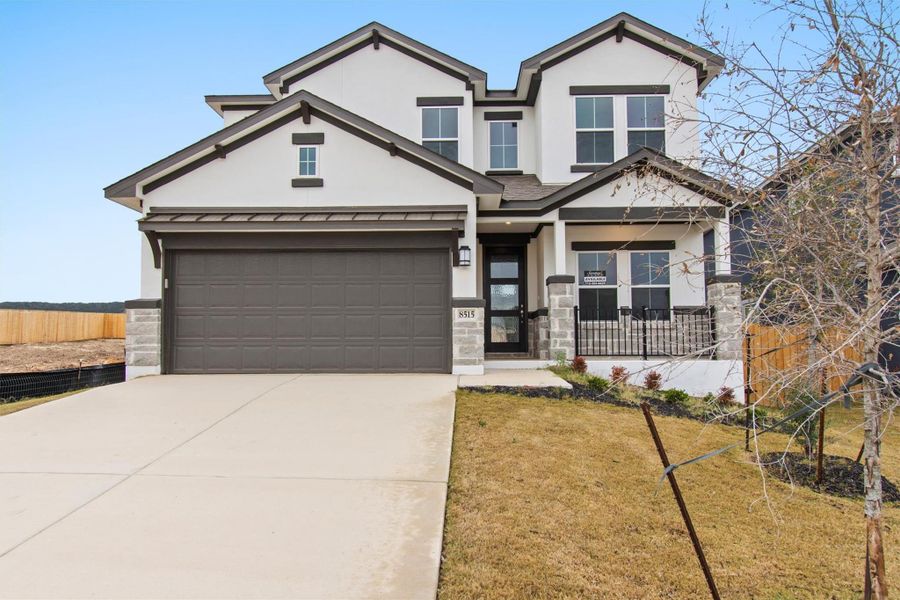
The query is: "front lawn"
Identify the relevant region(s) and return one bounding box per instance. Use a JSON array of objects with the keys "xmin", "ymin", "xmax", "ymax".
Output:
[
  {"xmin": 438, "ymin": 390, "xmax": 898, "ymax": 599},
  {"xmin": 0, "ymin": 391, "xmax": 79, "ymax": 416}
]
